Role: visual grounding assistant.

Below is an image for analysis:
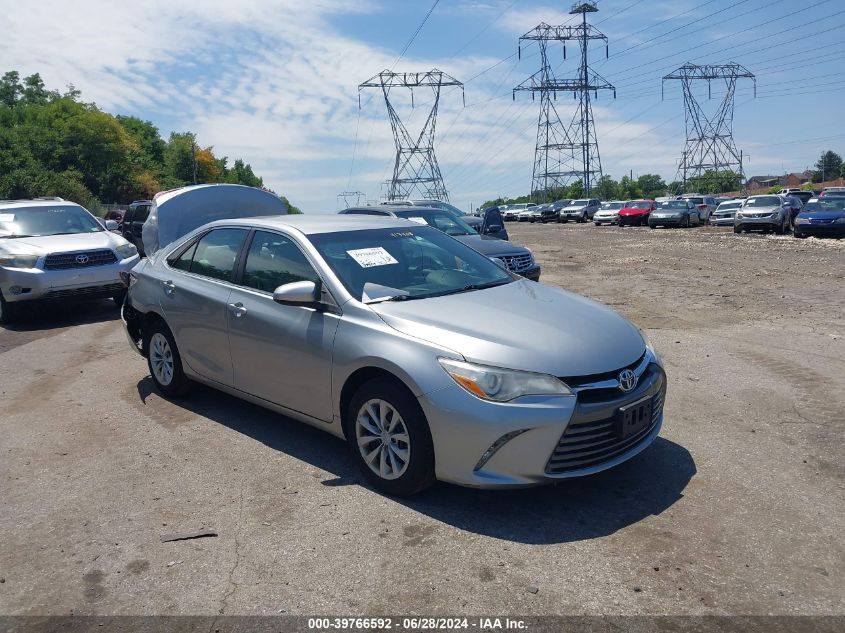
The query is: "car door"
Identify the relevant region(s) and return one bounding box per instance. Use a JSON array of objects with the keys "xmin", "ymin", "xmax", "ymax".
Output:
[
  {"xmin": 226, "ymin": 229, "xmax": 340, "ymax": 422},
  {"xmin": 160, "ymin": 227, "xmax": 249, "ymax": 386},
  {"xmin": 481, "ymin": 207, "xmax": 508, "ymax": 240}
]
